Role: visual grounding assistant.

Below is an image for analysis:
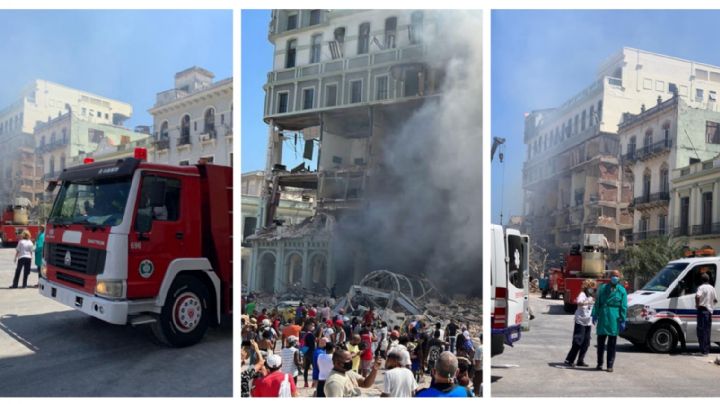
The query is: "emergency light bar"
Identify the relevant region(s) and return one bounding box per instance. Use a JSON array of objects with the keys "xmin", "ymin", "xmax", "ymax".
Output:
[{"xmin": 83, "ymin": 158, "xmax": 95, "ymax": 164}]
